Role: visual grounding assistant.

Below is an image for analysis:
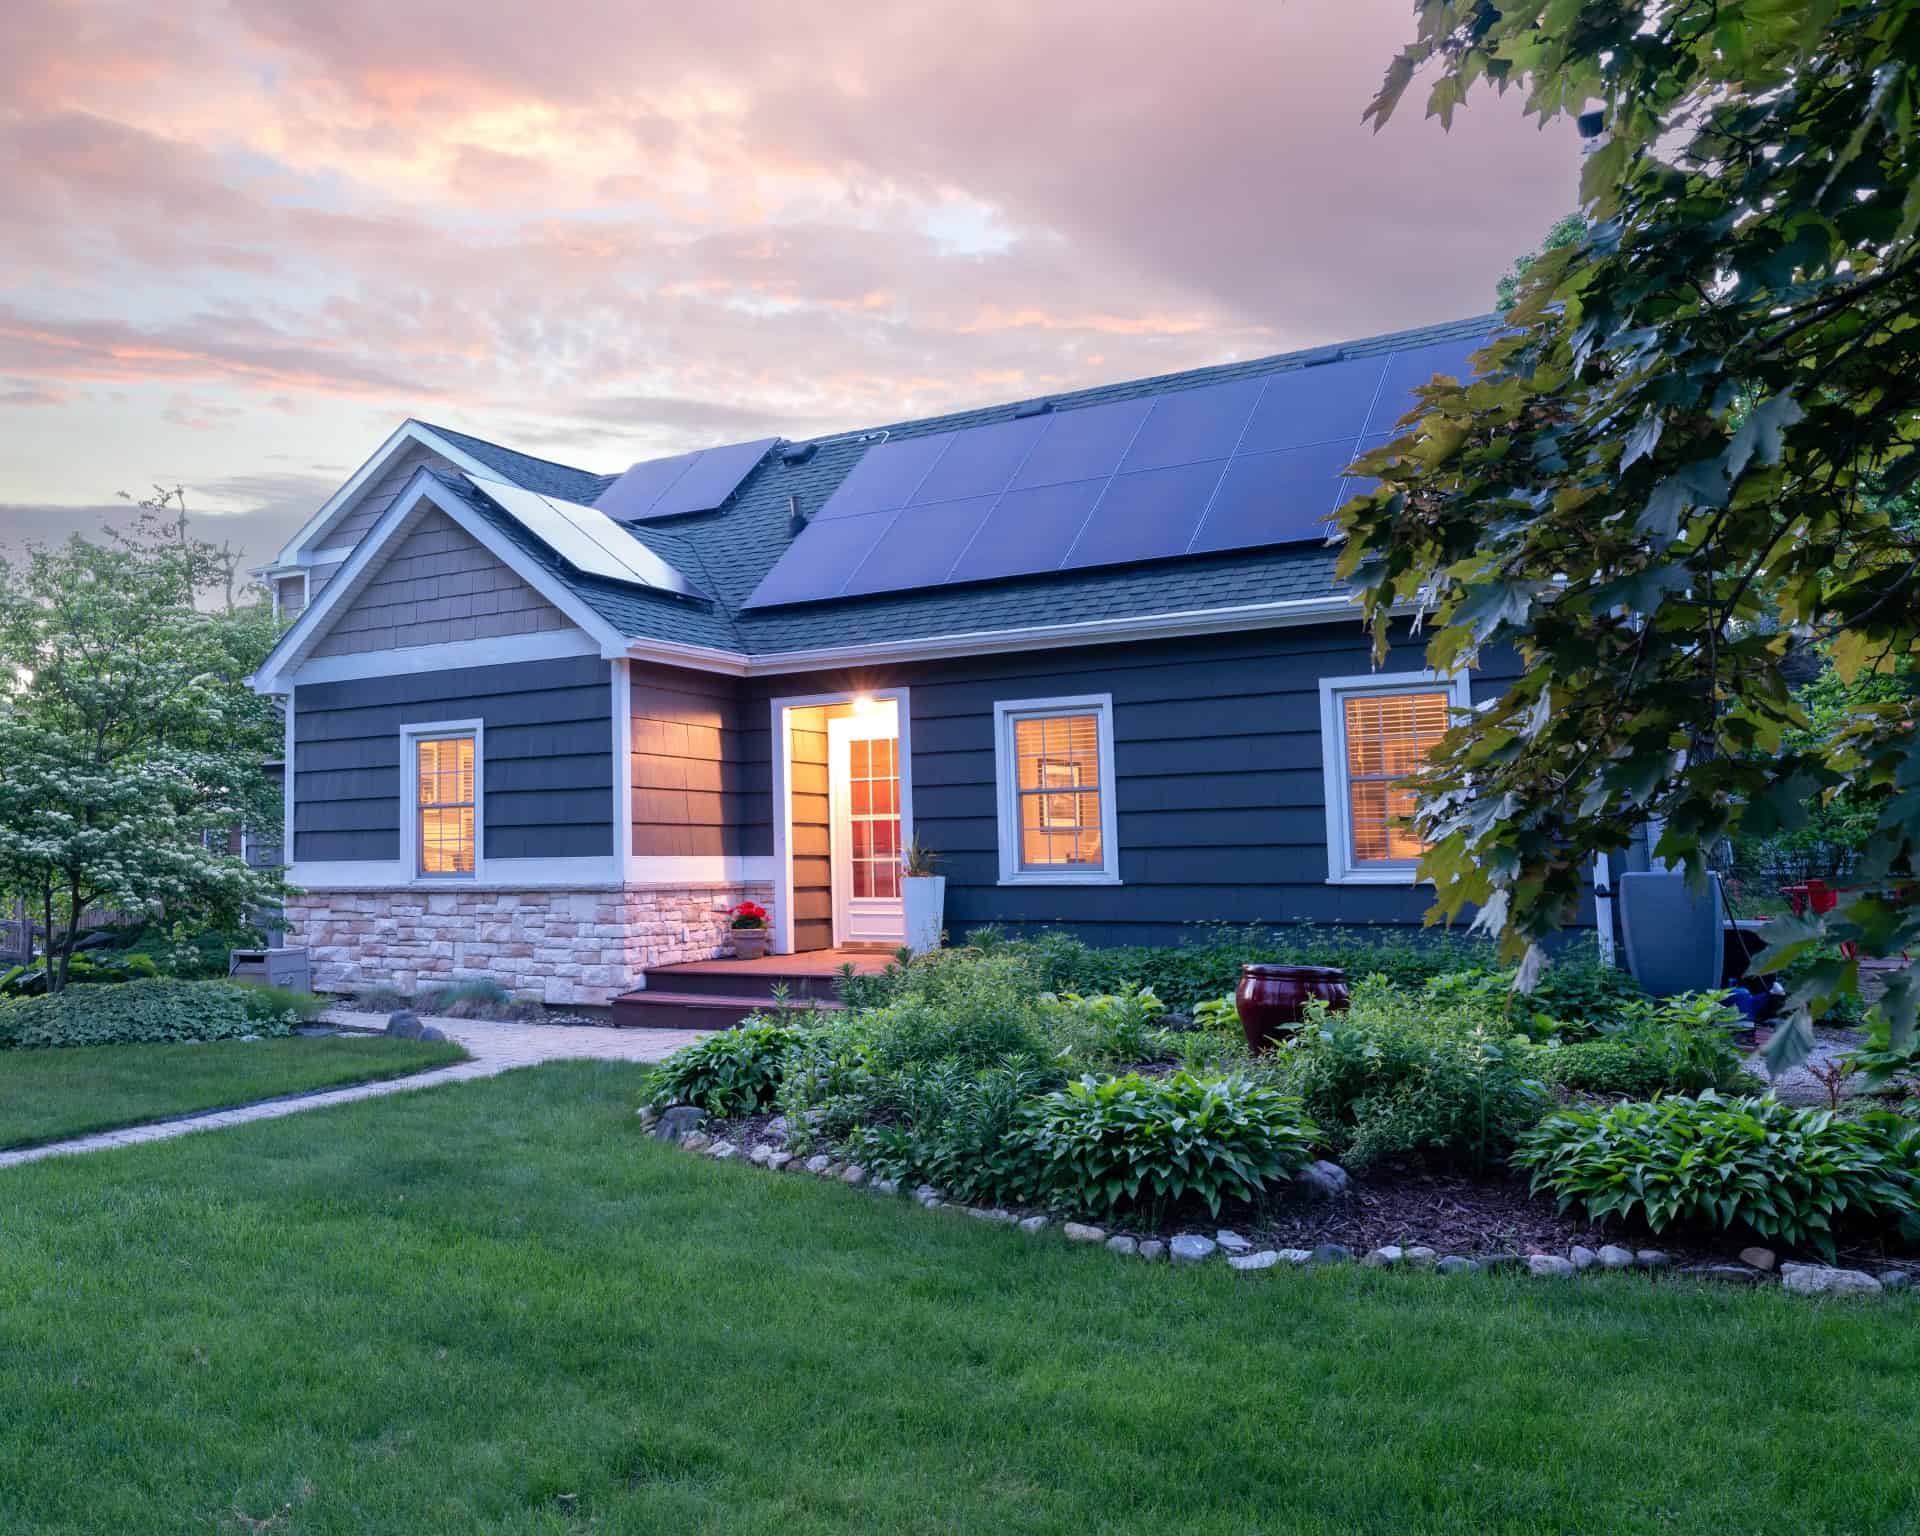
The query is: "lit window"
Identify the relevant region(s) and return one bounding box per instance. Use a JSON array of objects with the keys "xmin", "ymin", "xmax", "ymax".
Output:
[
  {"xmin": 1320, "ymin": 673, "xmax": 1468, "ymax": 883},
  {"xmin": 416, "ymin": 735, "xmax": 476, "ymax": 877},
  {"xmin": 847, "ymin": 735, "xmax": 901, "ymax": 900},
  {"xmin": 994, "ymin": 696, "xmax": 1120, "ymax": 885}
]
